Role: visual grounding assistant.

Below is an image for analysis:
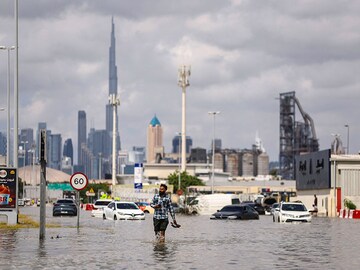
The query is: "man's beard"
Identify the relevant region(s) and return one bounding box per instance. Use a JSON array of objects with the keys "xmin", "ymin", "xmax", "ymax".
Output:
[{"xmin": 159, "ymin": 191, "xmax": 165, "ymax": 196}]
